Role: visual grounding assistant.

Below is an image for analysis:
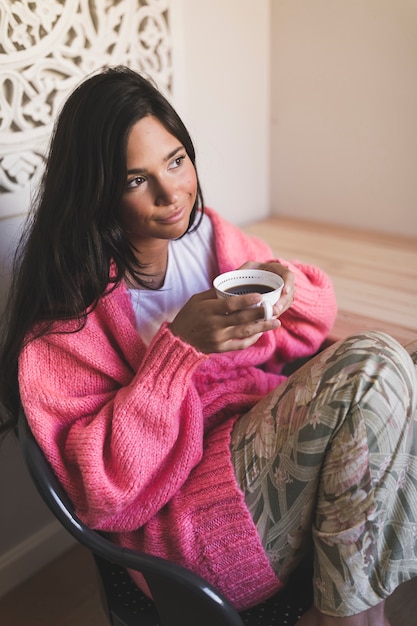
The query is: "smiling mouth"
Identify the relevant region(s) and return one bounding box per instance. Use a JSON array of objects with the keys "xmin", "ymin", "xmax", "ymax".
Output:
[{"xmin": 158, "ymin": 206, "xmax": 186, "ymax": 224}]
